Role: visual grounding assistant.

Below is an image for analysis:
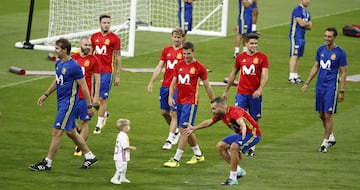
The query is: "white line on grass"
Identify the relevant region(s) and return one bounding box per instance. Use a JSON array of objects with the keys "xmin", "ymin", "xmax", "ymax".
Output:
[{"xmin": 0, "ymin": 76, "xmax": 49, "ymax": 89}]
